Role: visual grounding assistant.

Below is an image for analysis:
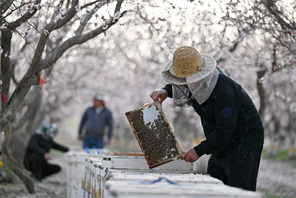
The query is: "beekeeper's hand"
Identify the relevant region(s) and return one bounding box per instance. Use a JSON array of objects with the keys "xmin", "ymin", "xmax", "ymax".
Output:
[
  {"xmin": 150, "ymin": 89, "xmax": 168, "ymax": 104},
  {"xmin": 44, "ymin": 153, "xmax": 52, "ymax": 161},
  {"xmin": 180, "ymin": 148, "xmax": 199, "ymax": 162}
]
